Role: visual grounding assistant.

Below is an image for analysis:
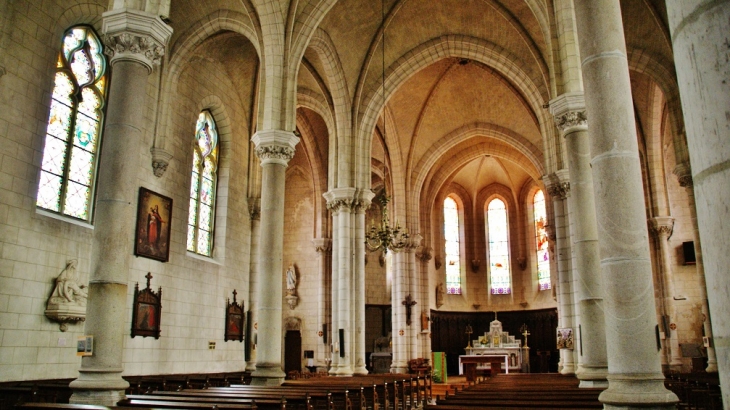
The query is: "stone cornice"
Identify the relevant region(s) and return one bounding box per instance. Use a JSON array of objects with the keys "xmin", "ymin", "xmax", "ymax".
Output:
[{"xmin": 102, "ymin": 9, "xmax": 173, "ymax": 71}]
